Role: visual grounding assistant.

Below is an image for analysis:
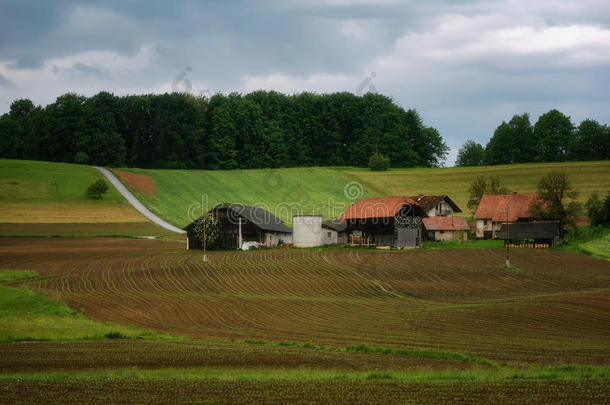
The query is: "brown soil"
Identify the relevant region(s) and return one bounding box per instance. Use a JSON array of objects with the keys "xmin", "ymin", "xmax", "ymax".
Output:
[
  {"xmin": 1, "ymin": 379, "xmax": 608, "ymax": 404},
  {"xmin": 0, "ymin": 340, "xmax": 473, "ymax": 373},
  {"xmin": 1, "ymin": 238, "xmax": 609, "ymax": 365},
  {"xmin": 113, "ymin": 170, "xmax": 156, "ymax": 198}
]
